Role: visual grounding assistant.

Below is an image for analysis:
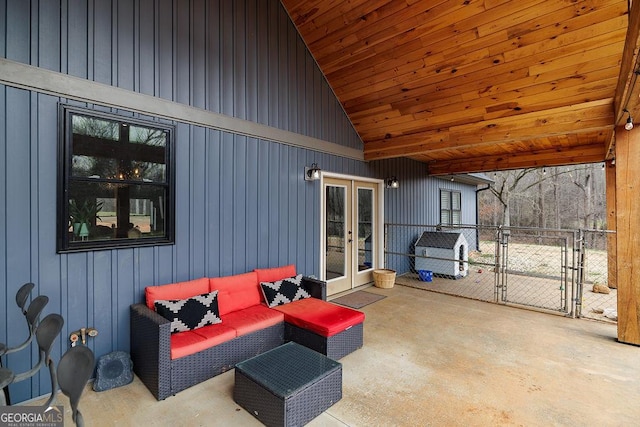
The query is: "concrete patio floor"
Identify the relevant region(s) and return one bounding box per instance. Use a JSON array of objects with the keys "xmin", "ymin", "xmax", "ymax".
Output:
[{"xmin": 36, "ymin": 284, "xmax": 639, "ymax": 426}]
